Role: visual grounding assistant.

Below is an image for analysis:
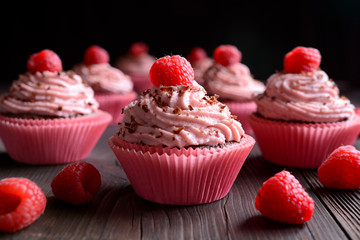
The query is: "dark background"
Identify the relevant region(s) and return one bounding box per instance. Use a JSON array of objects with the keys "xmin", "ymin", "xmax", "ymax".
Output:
[{"xmin": 1, "ymin": 0, "xmax": 360, "ymax": 89}]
